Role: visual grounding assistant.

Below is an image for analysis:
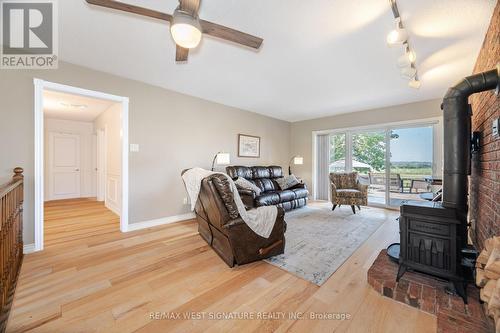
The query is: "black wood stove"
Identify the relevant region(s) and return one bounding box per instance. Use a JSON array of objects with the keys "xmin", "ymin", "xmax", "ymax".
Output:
[{"xmin": 396, "ymin": 67, "xmax": 499, "ymax": 302}]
